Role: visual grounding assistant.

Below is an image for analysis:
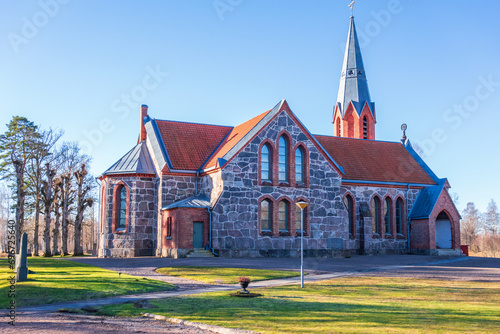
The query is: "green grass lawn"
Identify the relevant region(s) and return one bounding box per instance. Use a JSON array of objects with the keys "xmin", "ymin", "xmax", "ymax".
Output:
[
  {"xmin": 0, "ymin": 258, "xmax": 176, "ymax": 307},
  {"xmin": 97, "ymin": 277, "xmax": 500, "ymax": 334},
  {"xmin": 155, "ymin": 266, "xmax": 301, "ymax": 284}
]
